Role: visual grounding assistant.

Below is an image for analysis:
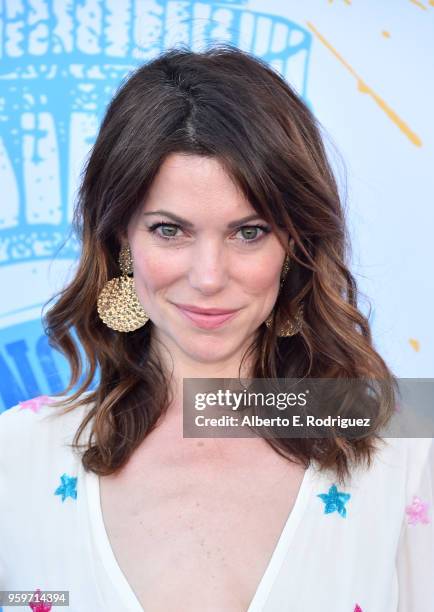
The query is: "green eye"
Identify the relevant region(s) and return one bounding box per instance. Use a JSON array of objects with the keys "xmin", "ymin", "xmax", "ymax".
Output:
[
  {"xmin": 160, "ymin": 224, "xmax": 178, "ymax": 237},
  {"xmin": 240, "ymin": 227, "xmax": 260, "ymax": 240},
  {"xmin": 148, "ymin": 222, "xmax": 182, "ymax": 240}
]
